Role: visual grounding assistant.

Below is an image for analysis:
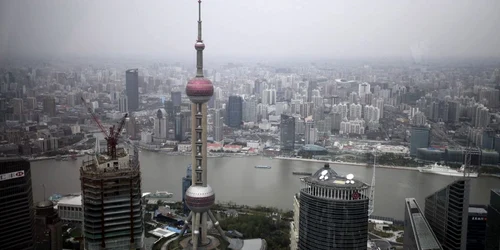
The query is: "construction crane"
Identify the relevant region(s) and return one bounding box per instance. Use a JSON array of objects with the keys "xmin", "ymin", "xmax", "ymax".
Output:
[{"xmin": 81, "ymin": 97, "xmax": 128, "ymax": 159}]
